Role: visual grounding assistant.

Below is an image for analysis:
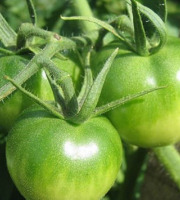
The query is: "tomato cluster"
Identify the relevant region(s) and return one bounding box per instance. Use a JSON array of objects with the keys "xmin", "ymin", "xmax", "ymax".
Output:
[{"xmin": 1, "ymin": 0, "xmax": 180, "ymax": 199}]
